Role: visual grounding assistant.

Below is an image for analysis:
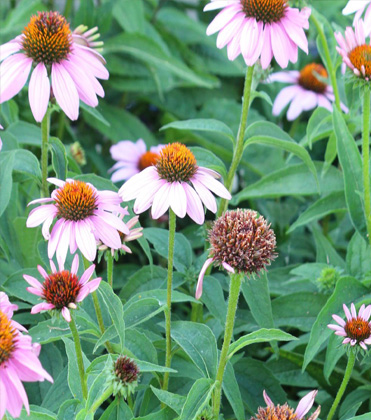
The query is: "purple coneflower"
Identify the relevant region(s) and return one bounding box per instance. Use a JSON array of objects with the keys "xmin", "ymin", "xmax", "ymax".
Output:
[{"xmin": 343, "ymin": 1, "xmax": 371, "ymax": 35}]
